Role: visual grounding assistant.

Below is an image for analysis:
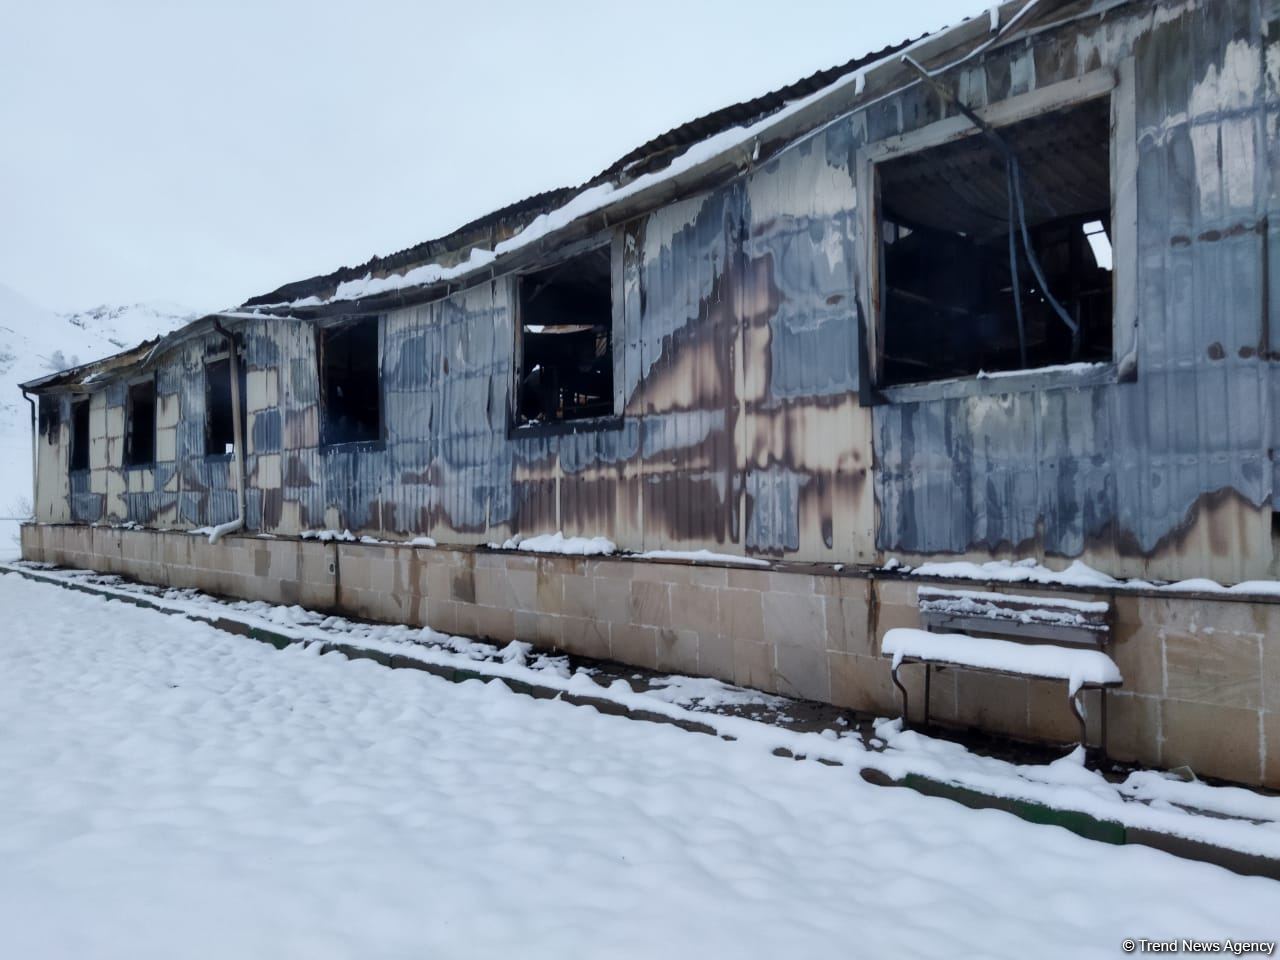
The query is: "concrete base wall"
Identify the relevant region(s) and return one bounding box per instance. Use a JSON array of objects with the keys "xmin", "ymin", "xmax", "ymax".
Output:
[{"xmin": 19, "ymin": 522, "xmax": 1280, "ymax": 788}]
